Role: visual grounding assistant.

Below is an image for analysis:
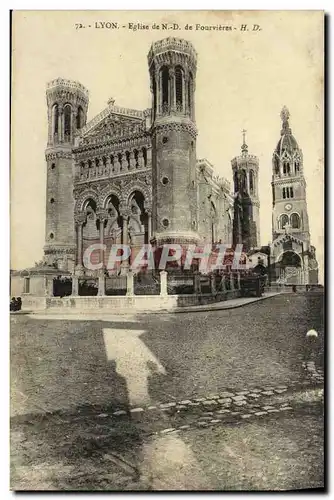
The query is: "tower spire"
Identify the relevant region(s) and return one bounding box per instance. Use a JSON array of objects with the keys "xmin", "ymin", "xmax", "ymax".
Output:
[
  {"xmin": 241, "ymin": 128, "xmax": 248, "ymax": 156},
  {"xmin": 280, "ymin": 105, "xmax": 292, "ymax": 135}
]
